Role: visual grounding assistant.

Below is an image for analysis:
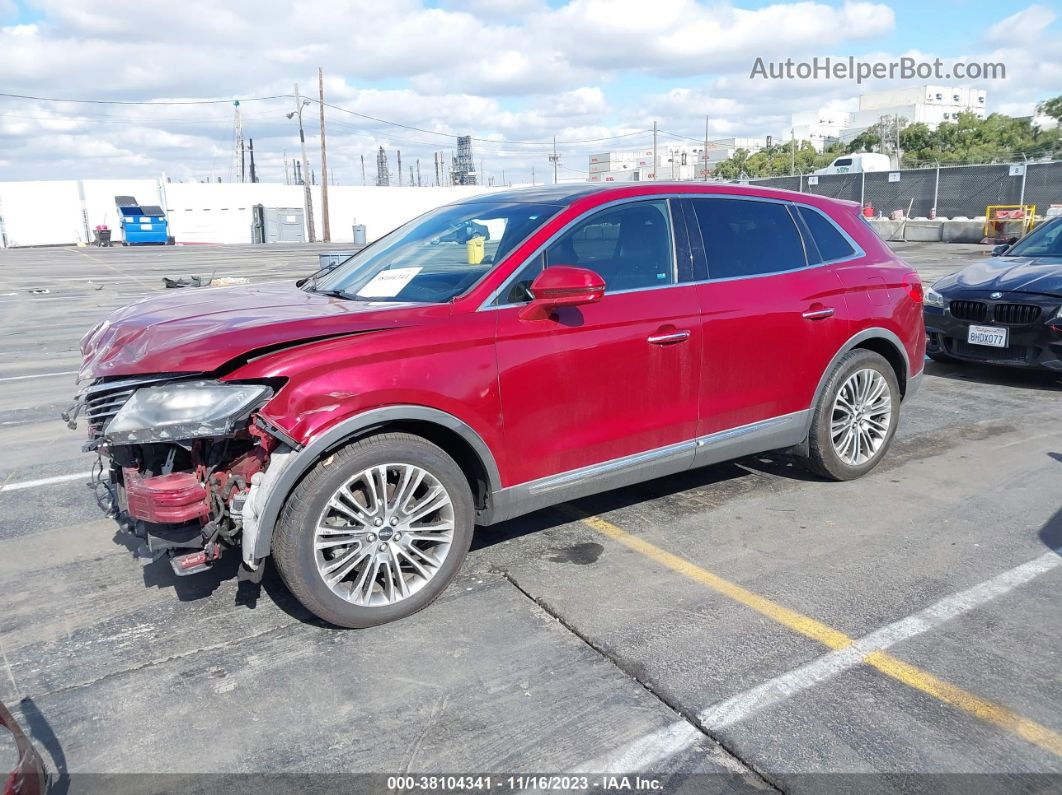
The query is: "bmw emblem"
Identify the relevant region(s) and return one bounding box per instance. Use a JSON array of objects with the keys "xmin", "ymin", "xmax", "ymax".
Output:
[{"xmin": 990, "ymin": 291, "xmax": 1003, "ymax": 299}]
